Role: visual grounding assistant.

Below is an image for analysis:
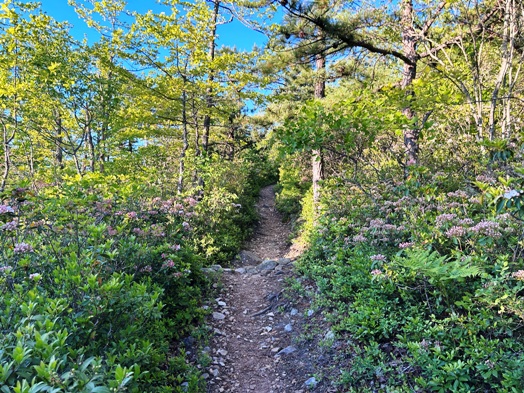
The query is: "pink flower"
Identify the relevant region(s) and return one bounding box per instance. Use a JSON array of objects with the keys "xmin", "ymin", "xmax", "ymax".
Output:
[
  {"xmin": 107, "ymin": 226, "xmax": 118, "ymax": 236},
  {"xmin": 445, "ymin": 226, "xmax": 467, "ymax": 238},
  {"xmin": 470, "ymin": 220, "xmax": 501, "ymax": 238},
  {"xmin": 399, "ymin": 242, "xmax": 414, "ymax": 249},
  {"xmin": 382, "ymin": 224, "xmax": 397, "ymax": 231},
  {"xmin": 458, "ymin": 218, "xmax": 474, "ymax": 226},
  {"xmin": 369, "ymin": 219, "xmax": 385, "ymax": 228},
  {"xmin": 0, "ymin": 205, "xmax": 14, "ymax": 214},
  {"xmin": 14, "ymin": 242, "xmax": 33, "ymax": 254},
  {"xmin": 352, "ymin": 234, "xmax": 367, "ymax": 243},
  {"xmin": 170, "ymin": 244, "xmax": 181, "ymax": 251},
  {"xmin": 140, "ymin": 265, "xmax": 152, "ymax": 273},
  {"xmin": 370, "ymin": 254, "xmax": 387, "ymax": 261},
  {"xmin": 162, "ymin": 259, "xmax": 175, "ymax": 269},
  {"xmin": 1, "ymin": 220, "xmax": 17, "ymax": 231},
  {"xmin": 476, "ymin": 174, "xmax": 496, "ymax": 184},
  {"xmin": 435, "ymin": 213, "xmax": 457, "ymax": 227},
  {"xmin": 371, "ymin": 269, "xmax": 383, "ymax": 276},
  {"xmin": 185, "ymin": 197, "xmax": 198, "ymax": 207},
  {"xmin": 127, "ymin": 211, "xmax": 137, "ymax": 219},
  {"xmin": 132, "ymin": 227, "xmax": 145, "ymax": 236},
  {"xmin": 447, "ymin": 190, "xmax": 468, "ymax": 199},
  {"xmin": 512, "ymin": 270, "xmax": 524, "ymax": 280}
]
